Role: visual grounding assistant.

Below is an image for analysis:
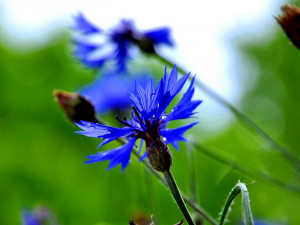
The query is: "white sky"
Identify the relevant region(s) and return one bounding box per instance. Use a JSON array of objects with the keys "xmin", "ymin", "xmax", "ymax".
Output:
[{"xmin": 0, "ymin": 0, "xmax": 285, "ymax": 137}]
